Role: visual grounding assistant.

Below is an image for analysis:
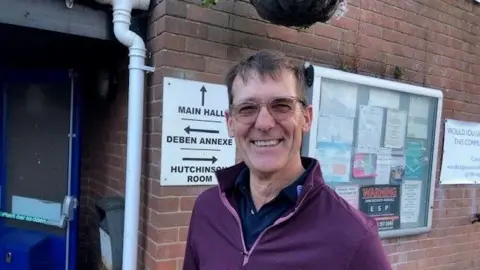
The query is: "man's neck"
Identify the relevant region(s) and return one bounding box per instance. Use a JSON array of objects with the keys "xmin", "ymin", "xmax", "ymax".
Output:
[{"xmin": 249, "ymin": 159, "xmax": 305, "ymax": 210}]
